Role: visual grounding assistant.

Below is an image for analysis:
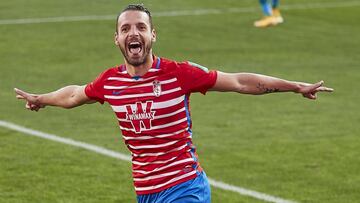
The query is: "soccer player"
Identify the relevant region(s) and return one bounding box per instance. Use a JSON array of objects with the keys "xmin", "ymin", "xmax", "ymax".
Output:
[
  {"xmin": 15, "ymin": 4, "xmax": 333, "ymax": 203},
  {"xmin": 254, "ymin": 0, "xmax": 284, "ymax": 28}
]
